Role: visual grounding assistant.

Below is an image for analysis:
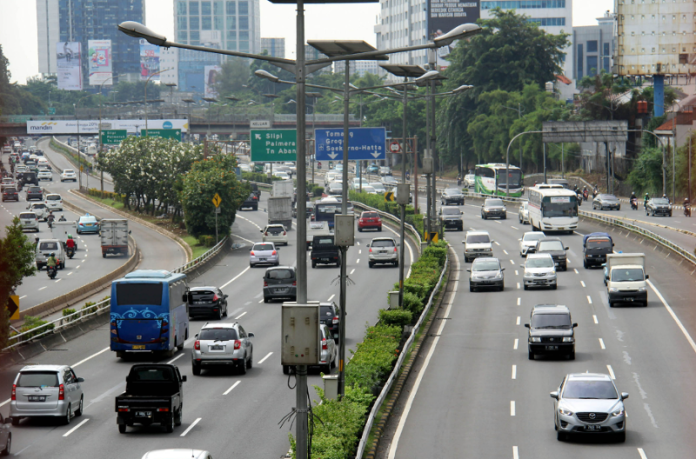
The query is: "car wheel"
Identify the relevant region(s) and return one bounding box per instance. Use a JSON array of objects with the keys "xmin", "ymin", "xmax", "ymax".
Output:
[
  {"xmin": 239, "ymin": 358, "xmax": 247, "ymax": 375},
  {"xmin": 394, "ymin": 261, "xmax": 399, "ymax": 267},
  {"xmin": 616, "ymin": 431, "xmax": 626, "ymax": 443},
  {"xmin": 63, "ymin": 404, "xmax": 72, "ymax": 425},
  {"xmin": 528, "ymin": 351, "xmax": 534, "ymax": 360},
  {"xmin": 118, "ymin": 423, "xmax": 127, "ymax": 434},
  {"xmin": 217, "ymin": 308, "xmax": 223, "ymax": 320},
  {"xmin": 247, "ymin": 352, "xmax": 253, "ymax": 369},
  {"xmin": 557, "ymin": 430, "xmax": 565, "ymax": 441},
  {"xmin": 358, "ymin": 227, "xmax": 362, "ymax": 232},
  {"xmin": 264, "ymin": 297, "xmax": 269, "ymax": 303},
  {"xmin": 469, "ymin": 285, "xmax": 474, "ymax": 292},
  {"xmin": 568, "ymin": 350, "xmax": 575, "ymax": 360},
  {"xmin": 75, "ymin": 396, "xmax": 84, "ymax": 417},
  {"xmin": 368, "ymin": 262, "xmax": 373, "ymax": 268},
  {"xmin": 609, "ymin": 301, "xmax": 614, "ymax": 308},
  {"xmin": 165, "ymin": 413, "xmax": 174, "ymax": 433},
  {"xmin": 175, "ymin": 407, "xmax": 183, "ymax": 426},
  {"xmin": 552, "ymin": 284, "xmax": 557, "ymax": 290},
  {"xmin": 192, "ymin": 364, "xmax": 201, "ymax": 376},
  {"xmin": 378, "ymin": 226, "xmax": 382, "ymax": 232},
  {"xmin": 583, "ymin": 260, "xmax": 588, "ymax": 269},
  {"xmin": 312, "ymin": 261, "xmax": 317, "ymax": 268},
  {"xmin": 499, "ymin": 283, "xmax": 504, "ymax": 291},
  {"xmin": 523, "ymin": 284, "xmax": 529, "ymax": 290},
  {"xmin": 10, "ymin": 418, "xmax": 19, "ymax": 427}
]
